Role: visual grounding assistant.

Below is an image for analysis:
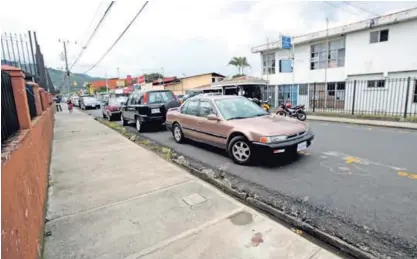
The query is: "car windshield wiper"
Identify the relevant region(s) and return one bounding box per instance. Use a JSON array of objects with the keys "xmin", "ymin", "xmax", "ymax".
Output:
[
  {"xmin": 255, "ymin": 113, "xmax": 268, "ymax": 117},
  {"xmin": 228, "ymin": 116, "xmax": 247, "ymax": 120}
]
